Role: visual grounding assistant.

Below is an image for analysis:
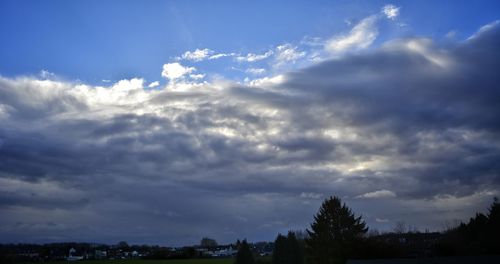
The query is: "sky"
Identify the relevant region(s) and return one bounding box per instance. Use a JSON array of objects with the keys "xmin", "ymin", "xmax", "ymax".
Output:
[{"xmin": 0, "ymin": 0, "xmax": 500, "ymax": 246}]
